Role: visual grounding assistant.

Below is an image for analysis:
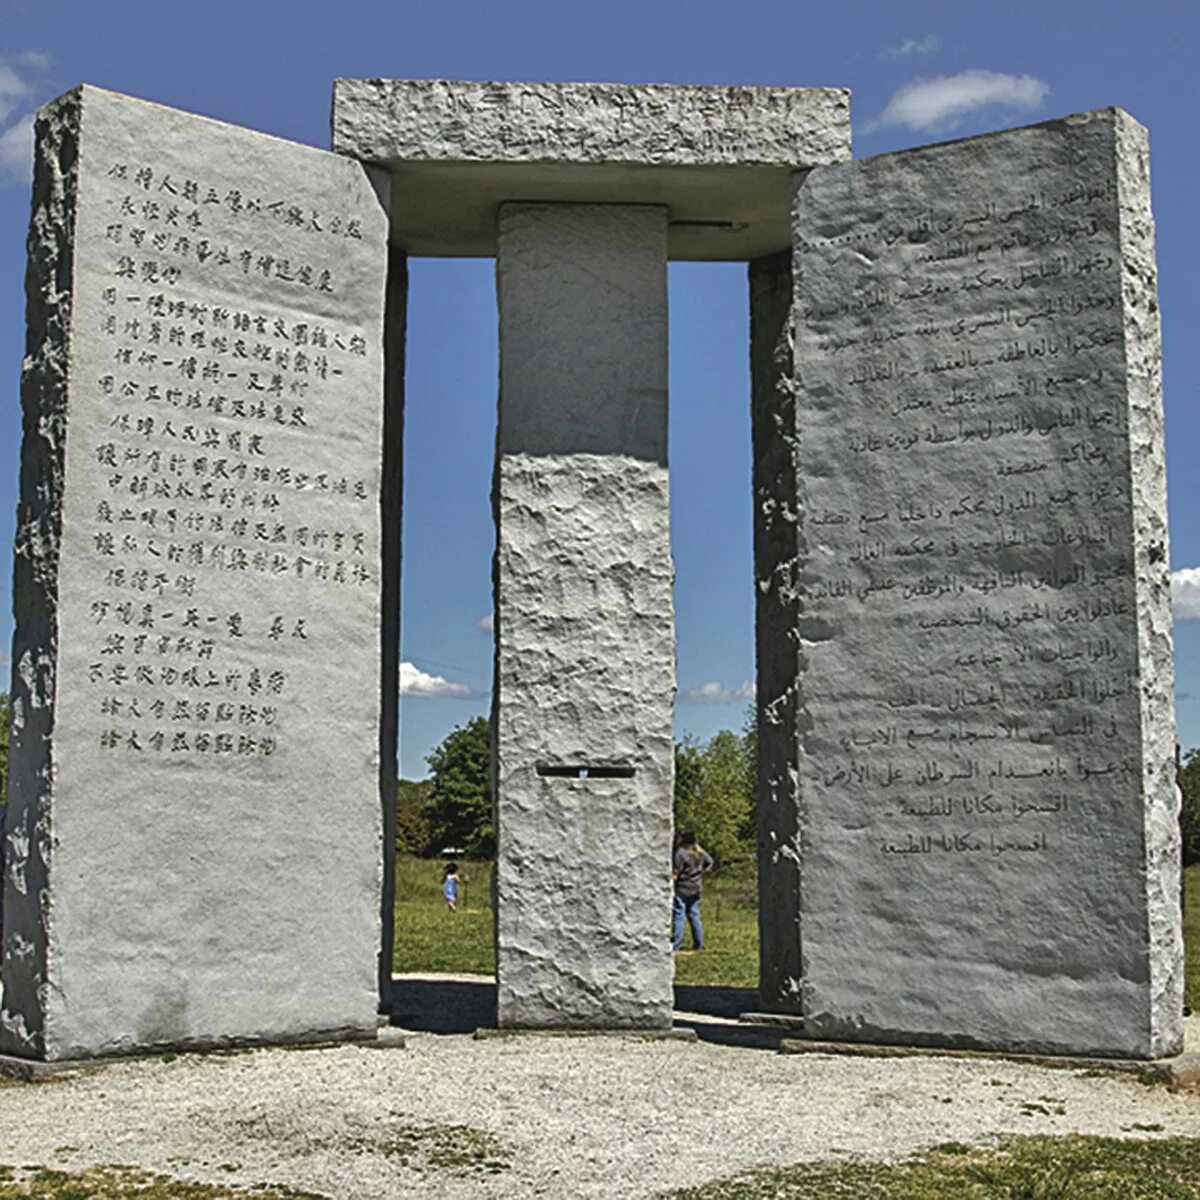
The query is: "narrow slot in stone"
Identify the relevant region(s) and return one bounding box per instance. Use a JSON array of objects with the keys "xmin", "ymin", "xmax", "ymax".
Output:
[{"xmin": 535, "ymin": 764, "xmax": 636, "ymax": 779}]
